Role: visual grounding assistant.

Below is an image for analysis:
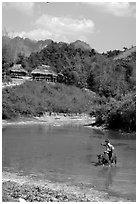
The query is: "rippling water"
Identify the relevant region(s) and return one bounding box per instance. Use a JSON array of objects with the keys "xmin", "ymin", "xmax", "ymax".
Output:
[{"xmin": 2, "ymin": 124, "xmax": 136, "ymax": 200}]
